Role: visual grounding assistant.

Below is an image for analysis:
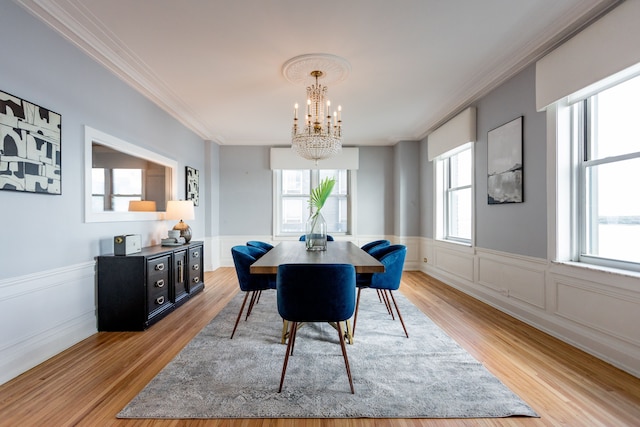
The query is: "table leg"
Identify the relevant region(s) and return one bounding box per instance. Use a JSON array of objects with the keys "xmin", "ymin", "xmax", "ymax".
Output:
[{"xmin": 344, "ymin": 319, "xmax": 353, "ymax": 344}]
